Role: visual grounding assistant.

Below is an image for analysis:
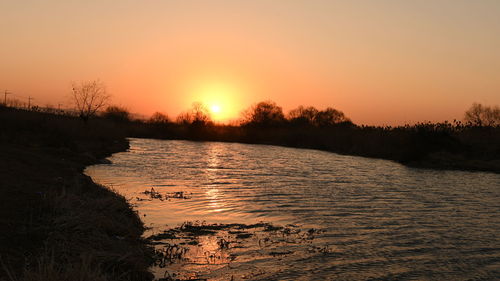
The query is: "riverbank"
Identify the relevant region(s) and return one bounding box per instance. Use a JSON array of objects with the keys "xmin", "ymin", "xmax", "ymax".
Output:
[
  {"xmin": 0, "ymin": 107, "xmax": 153, "ymax": 281},
  {"xmin": 129, "ymin": 123, "xmax": 500, "ymax": 174}
]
